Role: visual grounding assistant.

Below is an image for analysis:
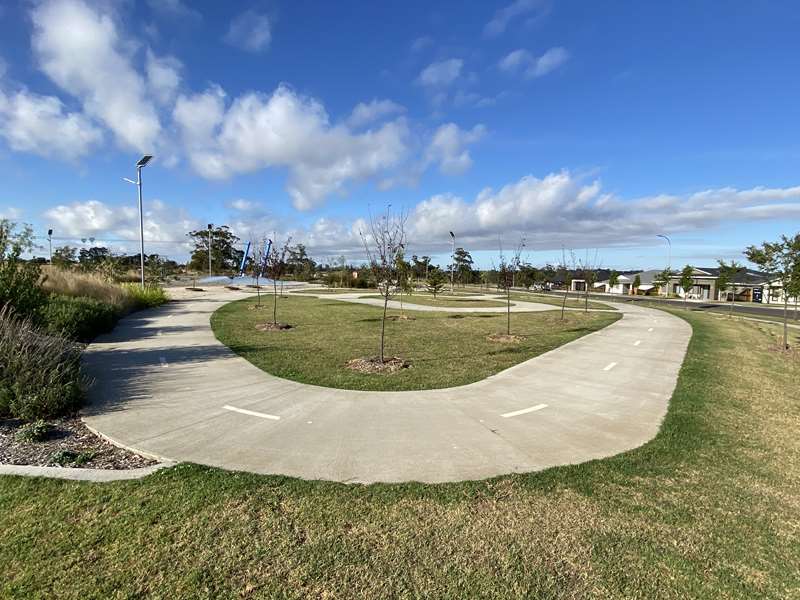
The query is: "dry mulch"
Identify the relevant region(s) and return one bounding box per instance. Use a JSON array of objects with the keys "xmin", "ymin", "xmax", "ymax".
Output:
[
  {"xmin": 345, "ymin": 356, "xmax": 410, "ymax": 374},
  {"xmin": 388, "ymin": 315, "xmax": 416, "ymax": 321},
  {"xmin": 256, "ymin": 322, "xmax": 294, "ymax": 331},
  {"xmin": 0, "ymin": 417, "xmax": 157, "ymax": 470},
  {"xmin": 487, "ymin": 333, "xmax": 525, "ymax": 343}
]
